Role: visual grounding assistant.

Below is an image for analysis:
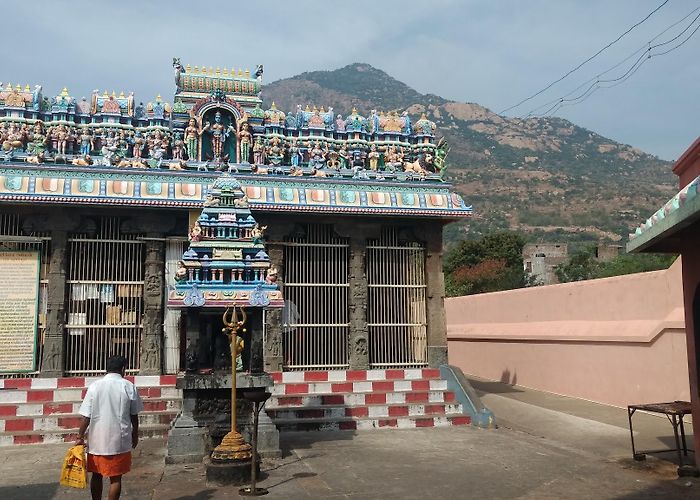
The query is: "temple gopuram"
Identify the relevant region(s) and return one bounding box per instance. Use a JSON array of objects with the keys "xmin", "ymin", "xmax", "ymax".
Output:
[{"xmin": 0, "ymin": 60, "xmax": 473, "ymax": 452}]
